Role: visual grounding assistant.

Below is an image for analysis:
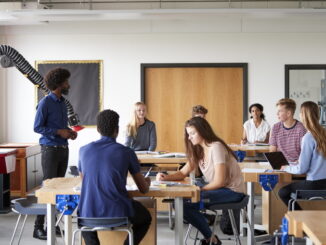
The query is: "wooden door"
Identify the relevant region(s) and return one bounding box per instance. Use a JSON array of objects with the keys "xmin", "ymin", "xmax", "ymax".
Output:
[{"xmin": 142, "ymin": 64, "xmax": 247, "ymax": 152}]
